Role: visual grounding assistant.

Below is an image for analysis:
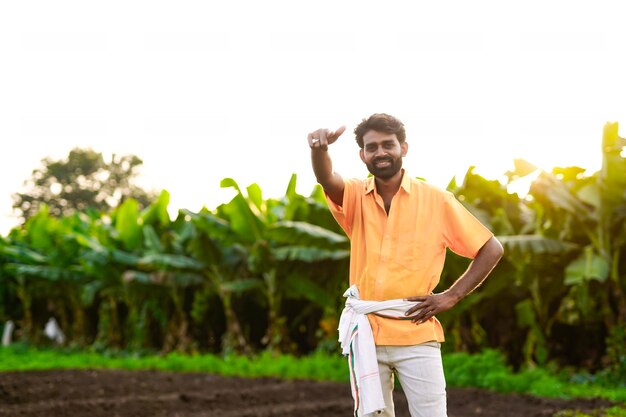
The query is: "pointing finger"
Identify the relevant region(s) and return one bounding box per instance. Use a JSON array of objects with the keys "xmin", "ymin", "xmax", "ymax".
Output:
[{"xmin": 328, "ymin": 125, "xmax": 346, "ymax": 143}]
